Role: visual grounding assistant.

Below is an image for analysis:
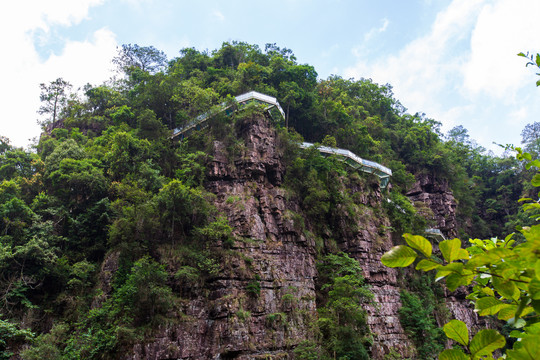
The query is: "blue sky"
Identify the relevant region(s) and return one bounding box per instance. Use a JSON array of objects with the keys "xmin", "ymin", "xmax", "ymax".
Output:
[{"xmin": 2, "ymin": 0, "xmax": 540, "ymax": 154}]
